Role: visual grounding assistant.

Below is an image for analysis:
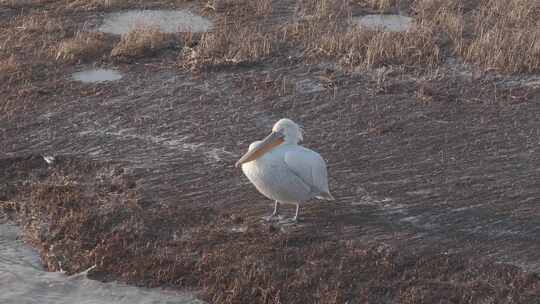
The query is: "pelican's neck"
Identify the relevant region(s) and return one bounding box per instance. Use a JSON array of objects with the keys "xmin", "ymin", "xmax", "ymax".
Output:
[
  {"xmin": 282, "ymin": 130, "xmax": 302, "ymax": 145},
  {"xmin": 283, "ymin": 137, "xmax": 299, "ymax": 145},
  {"xmin": 282, "ymin": 140, "xmax": 299, "ymax": 146}
]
